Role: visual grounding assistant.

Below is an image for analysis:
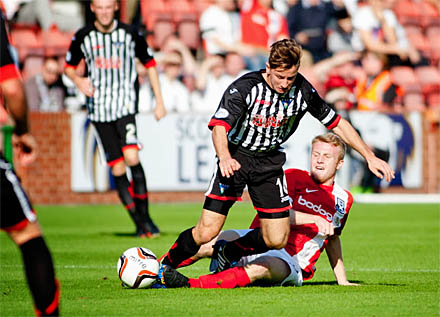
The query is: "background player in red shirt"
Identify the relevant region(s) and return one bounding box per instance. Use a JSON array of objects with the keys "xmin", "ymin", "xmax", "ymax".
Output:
[{"xmin": 160, "ymin": 133, "xmax": 359, "ymax": 288}]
